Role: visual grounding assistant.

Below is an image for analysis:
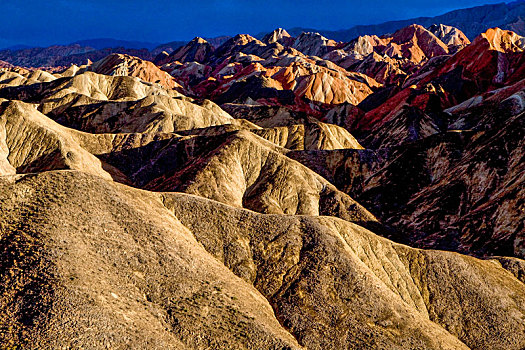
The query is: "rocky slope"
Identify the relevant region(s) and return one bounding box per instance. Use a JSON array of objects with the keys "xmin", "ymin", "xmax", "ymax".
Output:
[
  {"xmin": 0, "ymin": 20, "xmax": 524, "ymax": 350},
  {"xmin": 1, "ymin": 170, "xmax": 524, "ymax": 349},
  {"xmin": 162, "ymin": 33, "xmax": 382, "ymax": 116},
  {"xmin": 324, "ymin": 24, "xmax": 460, "ymax": 85},
  {"xmin": 155, "ymin": 37, "xmax": 215, "ymax": 65},
  {"xmin": 91, "ymin": 53, "xmax": 182, "ymax": 90},
  {"xmin": 289, "ymin": 110, "xmax": 524, "ymax": 259},
  {"xmin": 351, "ymin": 27, "xmax": 525, "ymax": 142},
  {"xmin": 290, "ymin": 0, "xmax": 525, "ymax": 40}
]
